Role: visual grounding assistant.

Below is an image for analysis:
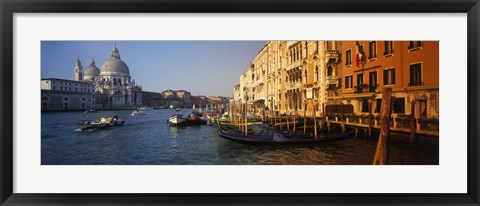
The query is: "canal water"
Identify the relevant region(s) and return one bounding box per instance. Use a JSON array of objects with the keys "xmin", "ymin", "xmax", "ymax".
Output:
[{"xmin": 41, "ymin": 109, "xmax": 438, "ymax": 165}]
